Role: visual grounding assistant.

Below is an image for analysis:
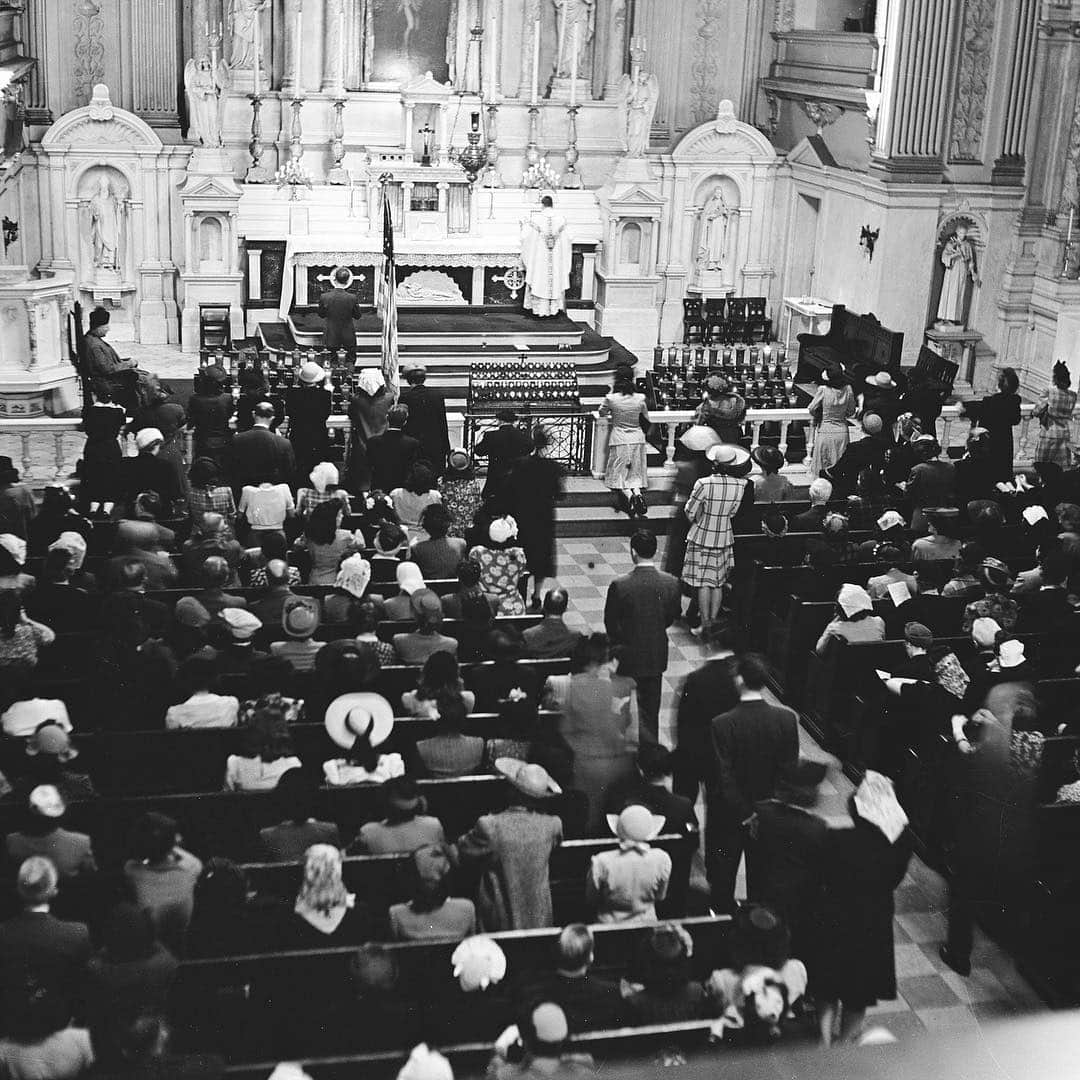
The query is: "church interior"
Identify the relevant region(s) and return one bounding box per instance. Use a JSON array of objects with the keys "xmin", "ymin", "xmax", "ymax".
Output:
[{"xmin": 0, "ymin": 0, "xmax": 1078, "ymax": 1077}]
